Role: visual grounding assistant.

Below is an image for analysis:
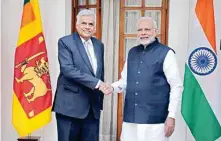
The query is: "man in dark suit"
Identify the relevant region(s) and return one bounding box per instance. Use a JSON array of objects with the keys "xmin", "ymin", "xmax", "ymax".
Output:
[{"xmin": 52, "ymin": 9, "xmax": 112, "ymax": 141}]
